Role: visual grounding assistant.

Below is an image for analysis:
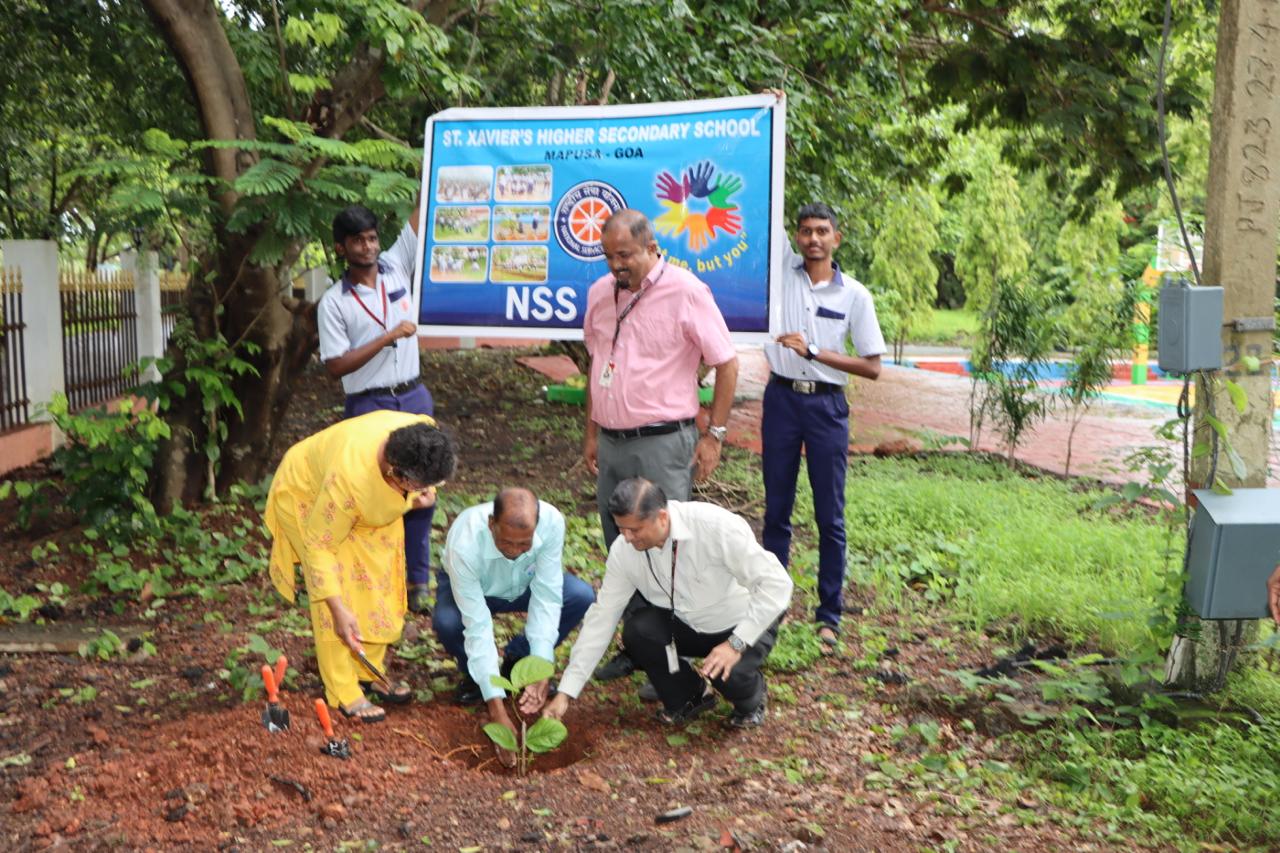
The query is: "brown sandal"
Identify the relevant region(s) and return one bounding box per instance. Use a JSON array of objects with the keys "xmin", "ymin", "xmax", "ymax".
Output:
[{"xmin": 338, "ymin": 698, "xmax": 386, "ymax": 723}]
